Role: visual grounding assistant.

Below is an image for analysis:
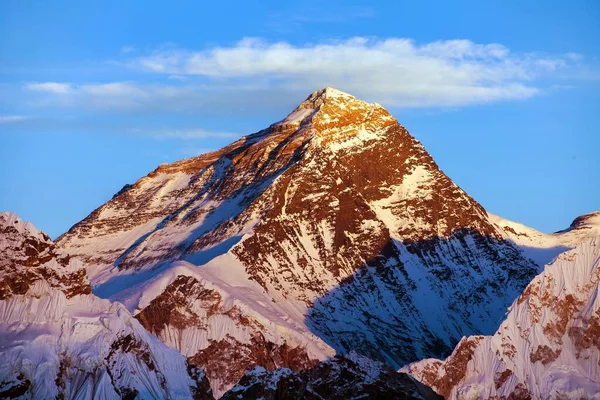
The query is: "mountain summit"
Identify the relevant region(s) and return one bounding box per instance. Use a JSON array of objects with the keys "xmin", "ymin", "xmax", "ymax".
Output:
[{"xmin": 56, "ymin": 88, "xmax": 595, "ymax": 395}]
